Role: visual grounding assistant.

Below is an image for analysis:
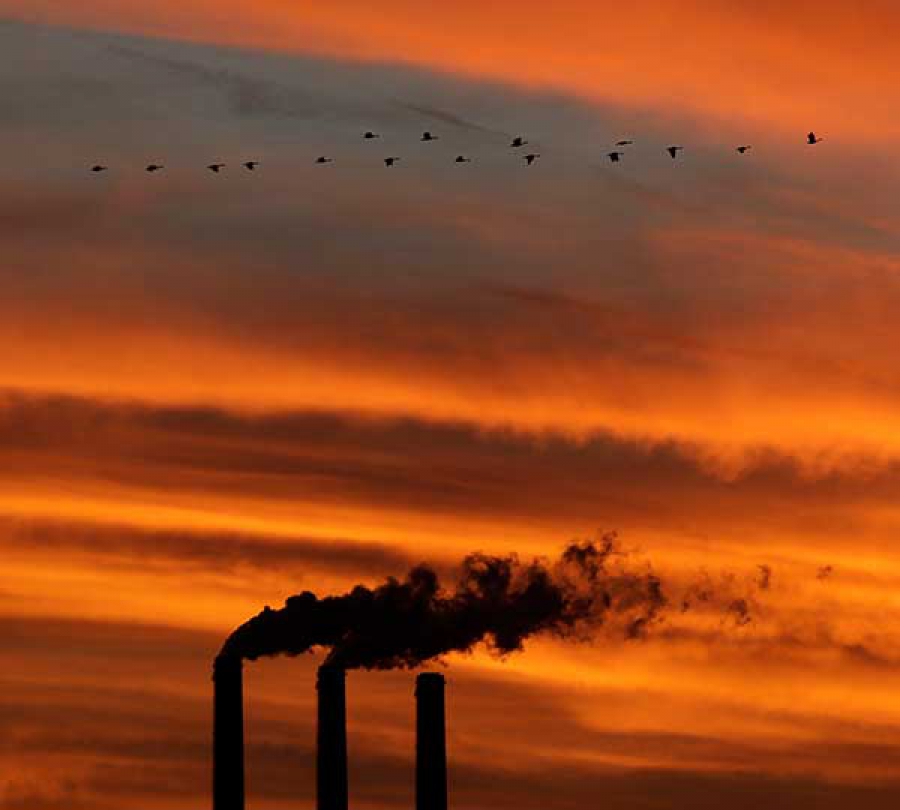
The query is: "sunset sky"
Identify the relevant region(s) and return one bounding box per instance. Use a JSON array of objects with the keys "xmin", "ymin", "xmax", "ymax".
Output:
[{"xmin": 3, "ymin": 4, "xmax": 900, "ymax": 809}]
